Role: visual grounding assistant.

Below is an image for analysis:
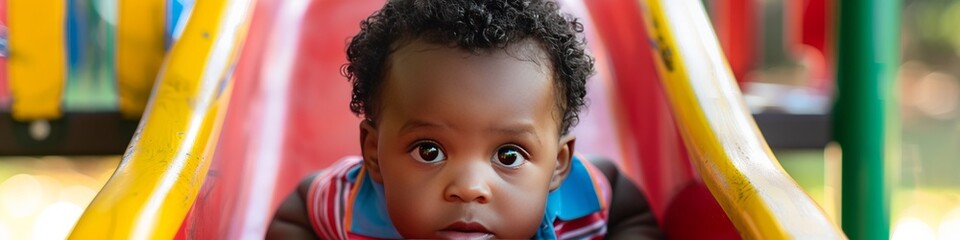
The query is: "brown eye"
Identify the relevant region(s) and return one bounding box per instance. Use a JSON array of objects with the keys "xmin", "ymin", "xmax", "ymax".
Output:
[
  {"xmin": 494, "ymin": 146, "xmax": 527, "ymax": 168},
  {"xmin": 410, "ymin": 142, "xmax": 445, "ymax": 163}
]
